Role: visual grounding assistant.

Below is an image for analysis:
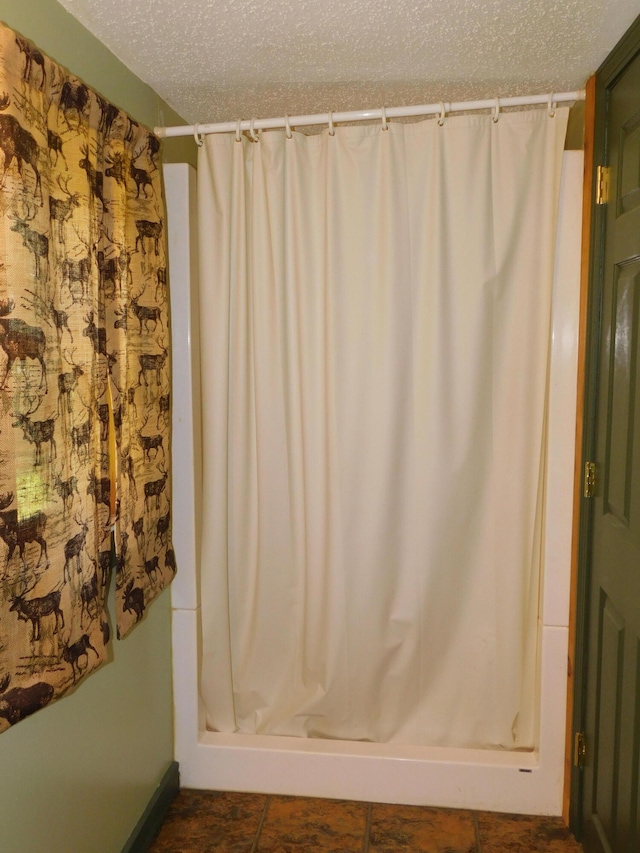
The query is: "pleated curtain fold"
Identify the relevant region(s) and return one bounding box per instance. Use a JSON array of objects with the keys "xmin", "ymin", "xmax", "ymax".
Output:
[{"xmin": 198, "ymin": 108, "xmax": 568, "ymax": 749}]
